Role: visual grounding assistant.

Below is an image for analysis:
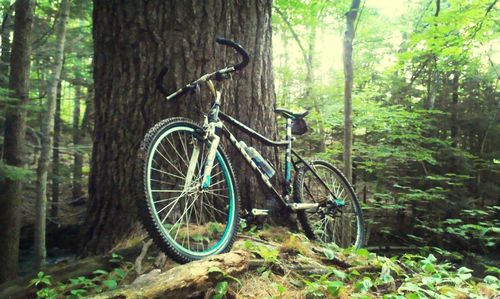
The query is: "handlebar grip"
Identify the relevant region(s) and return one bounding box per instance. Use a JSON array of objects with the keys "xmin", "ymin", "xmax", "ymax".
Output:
[
  {"xmin": 216, "ymin": 37, "xmax": 250, "ymax": 71},
  {"xmin": 156, "ymin": 67, "xmax": 194, "ymax": 100},
  {"xmin": 156, "ymin": 67, "xmax": 170, "ymax": 97}
]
